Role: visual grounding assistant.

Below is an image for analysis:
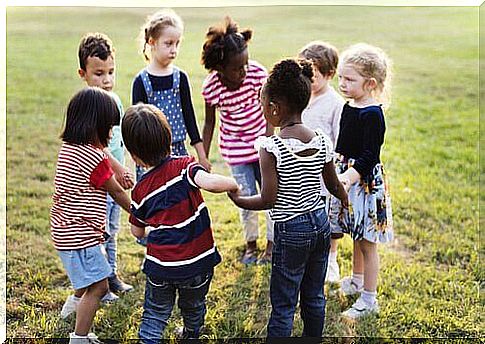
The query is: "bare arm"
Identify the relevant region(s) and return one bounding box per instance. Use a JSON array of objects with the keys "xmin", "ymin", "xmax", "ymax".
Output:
[
  {"xmin": 202, "ymin": 103, "xmax": 216, "ymax": 158},
  {"xmin": 103, "ymin": 175, "xmax": 131, "ymax": 212},
  {"xmin": 322, "ymin": 161, "xmax": 349, "ymax": 208},
  {"xmin": 131, "ymin": 224, "xmax": 145, "ymax": 239},
  {"xmin": 193, "ymin": 141, "xmax": 212, "ymax": 172},
  {"xmin": 103, "ymin": 148, "xmax": 134, "ymax": 189},
  {"xmin": 228, "ymin": 149, "xmax": 278, "ymax": 210},
  {"xmin": 194, "ymin": 170, "xmax": 238, "ymax": 193},
  {"xmin": 338, "ymin": 166, "xmax": 361, "ymax": 191}
]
